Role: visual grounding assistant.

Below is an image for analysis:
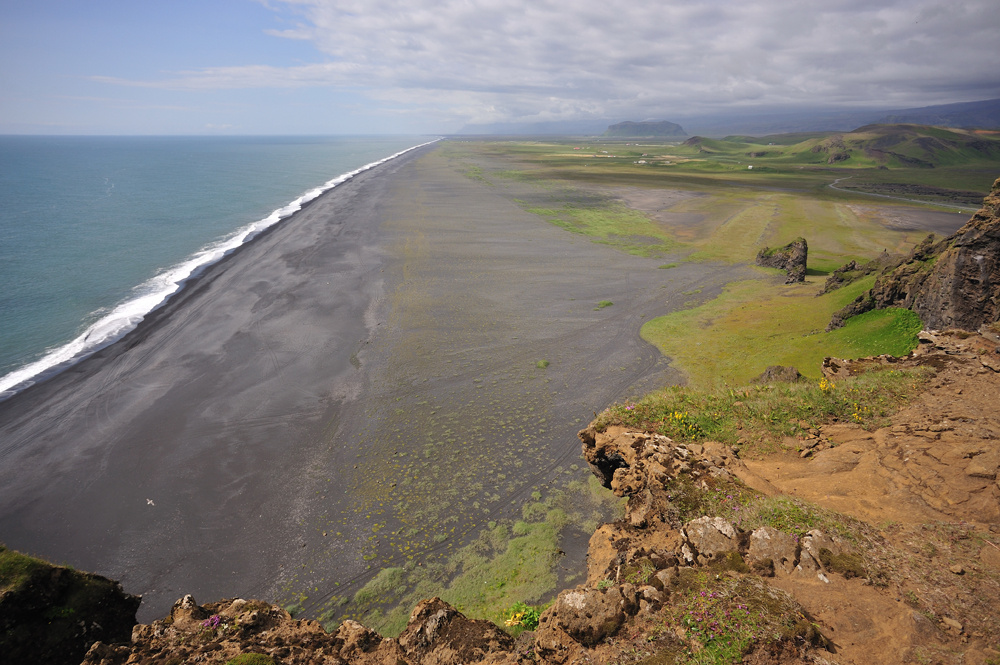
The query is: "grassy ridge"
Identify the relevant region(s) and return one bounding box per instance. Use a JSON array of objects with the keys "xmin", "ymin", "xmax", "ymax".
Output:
[{"xmin": 594, "ymin": 366, "xmax": 930, "ymax": 457}]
